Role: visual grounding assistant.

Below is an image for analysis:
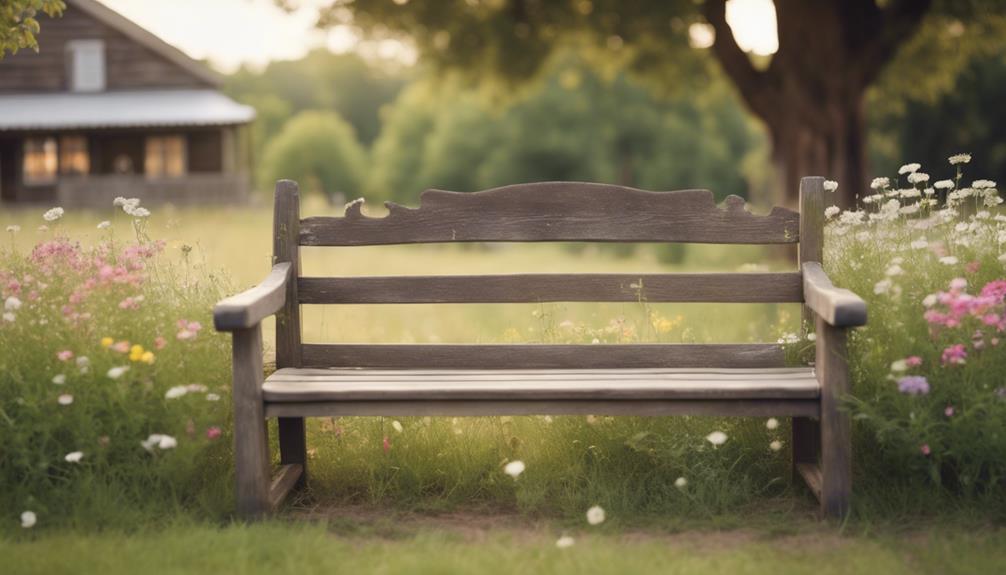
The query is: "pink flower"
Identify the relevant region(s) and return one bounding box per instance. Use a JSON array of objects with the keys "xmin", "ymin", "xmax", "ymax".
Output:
[
  {"xmin": 154, "ymin": 336, "xmax": 167, "ymax": 350},
  {"xmin": 905, "ymin": 356, "xmax": 922, "ymax": 367},
  {"xmin": 965, "ymin": 261, "xmax": 981, "ymax": 274},
  {"xmin": 920, "ymin": 444, "xmax": 931, "ymax": 456},
  {"xmin": 944, "ymin": 406, "xmax": 954, "ymax": 417},
  {"xmin": 206, "ymin": 426, "xmax": 222, "ymax": 440},
  {"xmin": 176, "ymin": 319, "xmax": 202, "ymax": 341},
  {"xmin": 111, "ymin": 340, "xmax": 130, "ymax": 353},
  {"xmin": 382, "ymin": 436, "xmax": 391, "ymax": 453},
  {"xmin": 57, "ymin": 350, "xmax": 74, "ymax": 362},
  {"xmin": 941, "ymin": 344, "xmax": 967, "ymax": 366}
]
